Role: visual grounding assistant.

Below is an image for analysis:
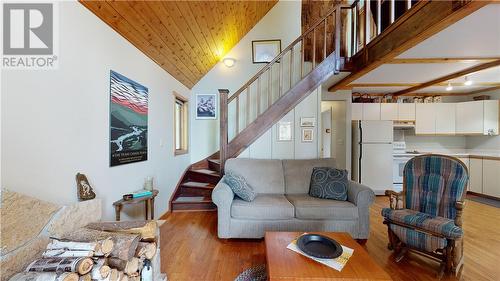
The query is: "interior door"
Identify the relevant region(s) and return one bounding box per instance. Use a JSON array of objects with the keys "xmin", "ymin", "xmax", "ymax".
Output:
[{"xmin": 321, "ymin": 109, "xmax": 332, "ymax": 158}]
